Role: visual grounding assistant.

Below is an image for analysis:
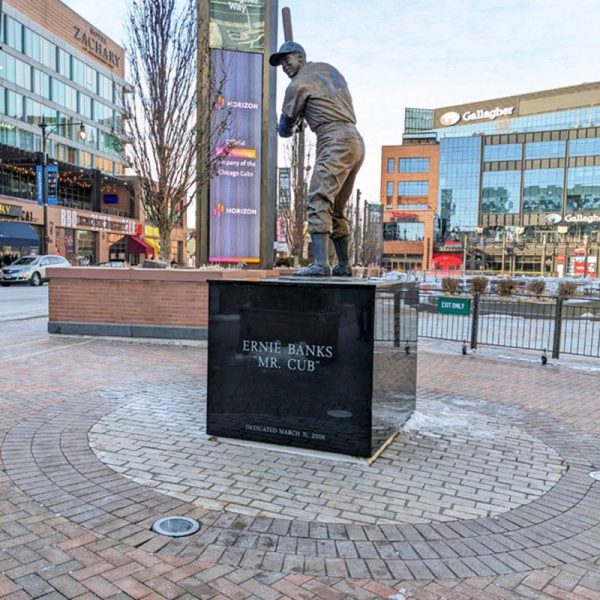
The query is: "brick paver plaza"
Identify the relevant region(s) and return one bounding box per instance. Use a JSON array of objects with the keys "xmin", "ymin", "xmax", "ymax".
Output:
[{"xmin": 2, "ymin": 318, "xmax": 600, "ymax": 599}]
